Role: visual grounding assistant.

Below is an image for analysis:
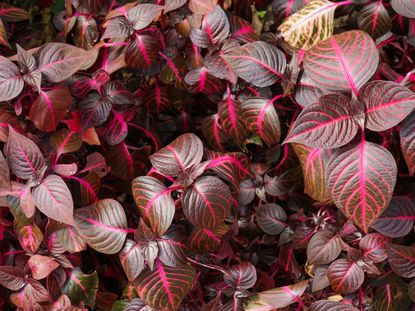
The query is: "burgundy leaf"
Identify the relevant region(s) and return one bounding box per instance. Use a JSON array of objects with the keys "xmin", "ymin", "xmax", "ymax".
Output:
[
  {"xmin": 386, "ymin": 243, "xmax": 415, "ymax": 278},
  {"xmin": 307, "ymin": 229, "xmax": 341, "ymax": 265},
  {"xmin": 255, "ymin": 203, "xmax": 287, "ymax": 235},
  {"xmin": 28, "ymin": 255, "xmax": 59, "ymax": 280},
  {"xmin": 34, "ymin": 43, "xmax": 93, "ymax": 83},
  {"xmin": 229, "ymin": 15, "xmax": 259, "ymax": 43},
  {"xmin": 62, "ymin": 268, "xmax": 98, "ymax": 308},
  {"xmin": 134, "ymin": 261, "xmax": 196, "ymax": 311},
  {"xmin": 74, "ymin": 199, "xmax": 128, "ymax": 254},
  {"xmin": 0, "ymin": 19, "xmax": 9, "ymax": 48},
  {"xmin": 182, "ymin": 176, "xmax": 232, "ymax": 228},
  {"xmin": 244, "ymin": 280, "xmax": 308, "ymax": 310},
  {"xmin": 29, "ymin": 87, "xmax": 73, "ymax": 132},
  {"xmin": 400, "ymin": 110, "xmax": 415, "ymax": 175},
  {"xmin": 157, "ymin": 227, "xmax": 188, "ymax": 267},
  {"xmin": 119, "ymin": 239, "xmax": 145, "ymax": 281},
  {"xmin": 241, "ymin": 97, "xmax": 281, "ymax": 146},
  {"xmin": 0, "ymin": 150, "xmax": 10, "ymax": 191},
  {"xmin": 125, "ymin": 34, "xmax": 160, "ymax": 69},
  {"xmin": 293, "ymin": 144, "xmax": 333, "ymax": 204},
  {"xmin": 204, "ymin": 40, "xmax": 239, "ymax": 84},
  {"xmin": 358, "ymin": 2, "xmax": 391, "ymax": 39},
  {"xmin": 328, "ymin": 259, "xmax": 364, "ymax": 294},
  {"xmin": 0, "ymin": 56, "xmax": 24, "ymax": 101},
  {"xmin": 359, "ymin": 233, "xmax": 390, "ymax": 263},
  {"xmin": 102, "ymin": 111, "xmax": 128, "ymax": 145},
  {"xmin": 149, "ymin": 133, "xmax": 203, "ymax": 177},
  {"xmin": 391, "ymin": 0, "xmax": 415, "ymax": 18},
  {"xmin": 190, "ymin": 5, "xmax": 230, "ymax": 48},
  {"xmin": 0, "ymin": 3, "xmax": 29, "ymax": 22},
  {"xmin": 32, "ymin": 174, "xmax": 74, "ymax": 225},
  {"xmin": 312, "ymin": 265, "xmax": 330, "ymax": 292},
  {"xmin": 0, "ymin": 109, "xmax": 22, "ymax": 143},
  {"xmin": 188, "ymin": 223, "xmax": 228, "ymax": 252},
  {"xmin": 79, "ymin": 93, "xmax": 112, "ymax": 128},
  {"xmin": 222, "ymin": 41, "xmax": 286, "ymax": 87},
  {"xmin": 303, "ymin": 30, "xmax": 379, "ymax": 95},
  {"xmin": 143, "ymin": 85, "xmax": 170, "ymax": 113},
  {"xmin": 127, "ymin": 4, "xmax": 163, "ymax": 31},
  {"xmin": 188, "ymin": 0, "xmax": 217, "ymax": 15},
  {"xmin": 73, "ymin": 15, "xmax": 98, "ymax": 50},
  {"xmin": 285, "ymin": 94, "xmax": 361, "ymax": 148},
  {"xmin": 17, "ymin": 278, "xmax": 50, "ymax": 305},
  {"xmin": 310, "ymin": 300, "xmax": 359, "ymax": 311},
  {"xmin": 0, "ymin": 266, "xmax": 26, "ymax": 291},
  {"xmin": 6, "ymin": 126, "xmax": 46, "ymax": 180},
  {"xmin": 326, "ymin": 141, "xmax": 397, "ymax": 233},
  {"xmin": 371, "ymin": 196, "xmax": 415, "ymax": 238},
  {"xmin": 132, "ymin": 176, "xmax": 175, "ymax": 236},
  {"xmin": 50, "ymin": 129, "xmax": 82, "ymax": 156},
  {"xmin": 16, "ymin": 44, "xmax": 36, "ymax": 73},
  {"xmin": 102, "ymin": 17, "xmax": 133, "ymax": 40},
  {"xmin": 55, "ymin": 224, "xmax": 87, "ymax": 253},
  {"xmin": 224, "ymin": 262, "xmax": 257, "ymax": 290},
  {"xmin": 238, "ymin": 179, "xmax": 255, "ymax": 205},
  {"xmin": 358, "ymin": 81, "xmax": 415, "ymax": 132},
  {"xmin": 294, "ymin": 71, "xmax": 330, "ymax": 108},
  {"xmin": 218, "ymin": 98, "xmax": 249, "ymax": 144}
]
